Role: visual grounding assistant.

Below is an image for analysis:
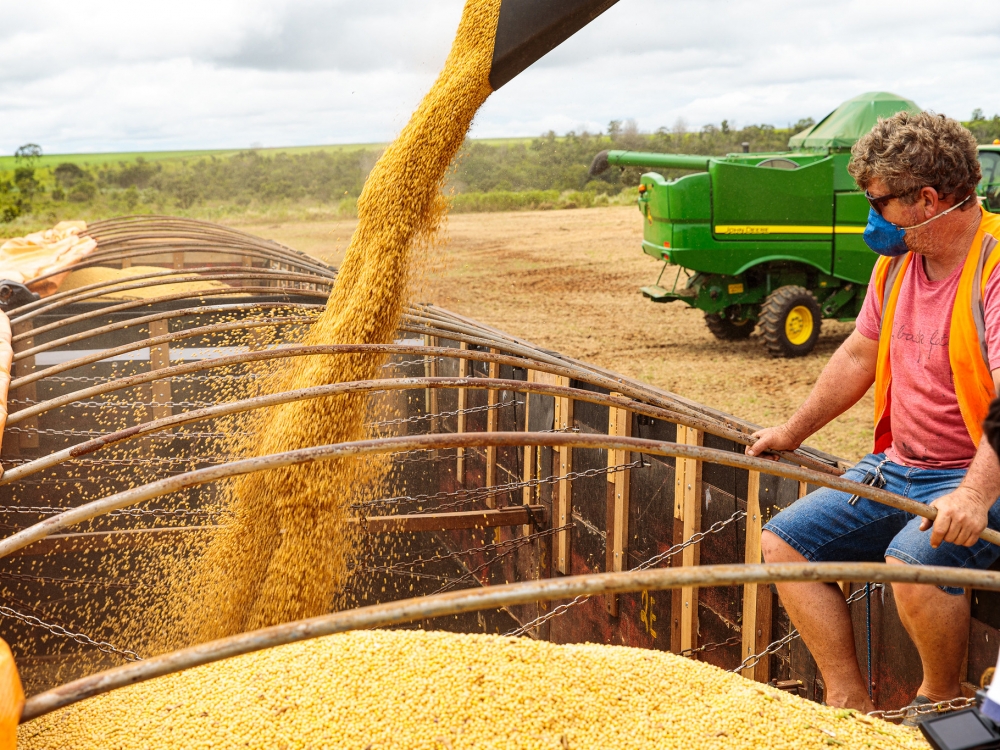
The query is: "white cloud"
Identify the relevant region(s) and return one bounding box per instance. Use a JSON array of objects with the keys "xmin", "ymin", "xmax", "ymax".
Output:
[{"xmin": 0, "ymin": 0, "xmax": 997, "ymax": 154}]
